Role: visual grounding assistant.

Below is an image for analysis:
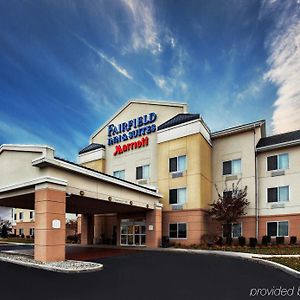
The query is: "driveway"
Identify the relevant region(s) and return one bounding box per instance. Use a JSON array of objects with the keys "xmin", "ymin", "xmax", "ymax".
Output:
[{"xmin": 0, "ymin": 249, "xmax": 300, "ymax": 300}]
